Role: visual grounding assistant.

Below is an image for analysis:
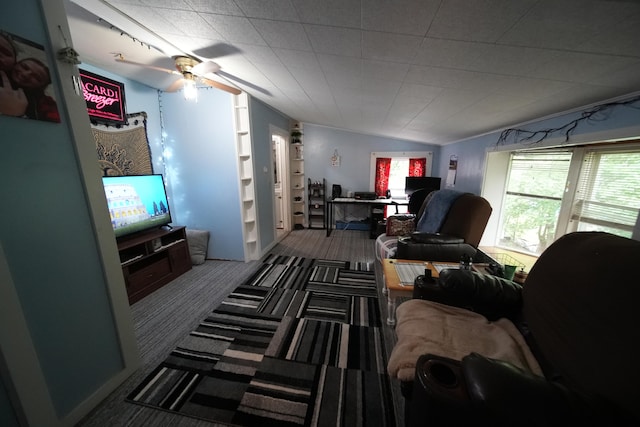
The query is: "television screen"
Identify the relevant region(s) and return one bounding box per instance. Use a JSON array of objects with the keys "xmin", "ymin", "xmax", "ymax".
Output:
[
  {"xmin": 405, "ymin": 176, "xmax": 442, "ymax": 195},
  {"xmin": 102, "ymin": 174, "xmax": 172, "ymax": 238}
]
